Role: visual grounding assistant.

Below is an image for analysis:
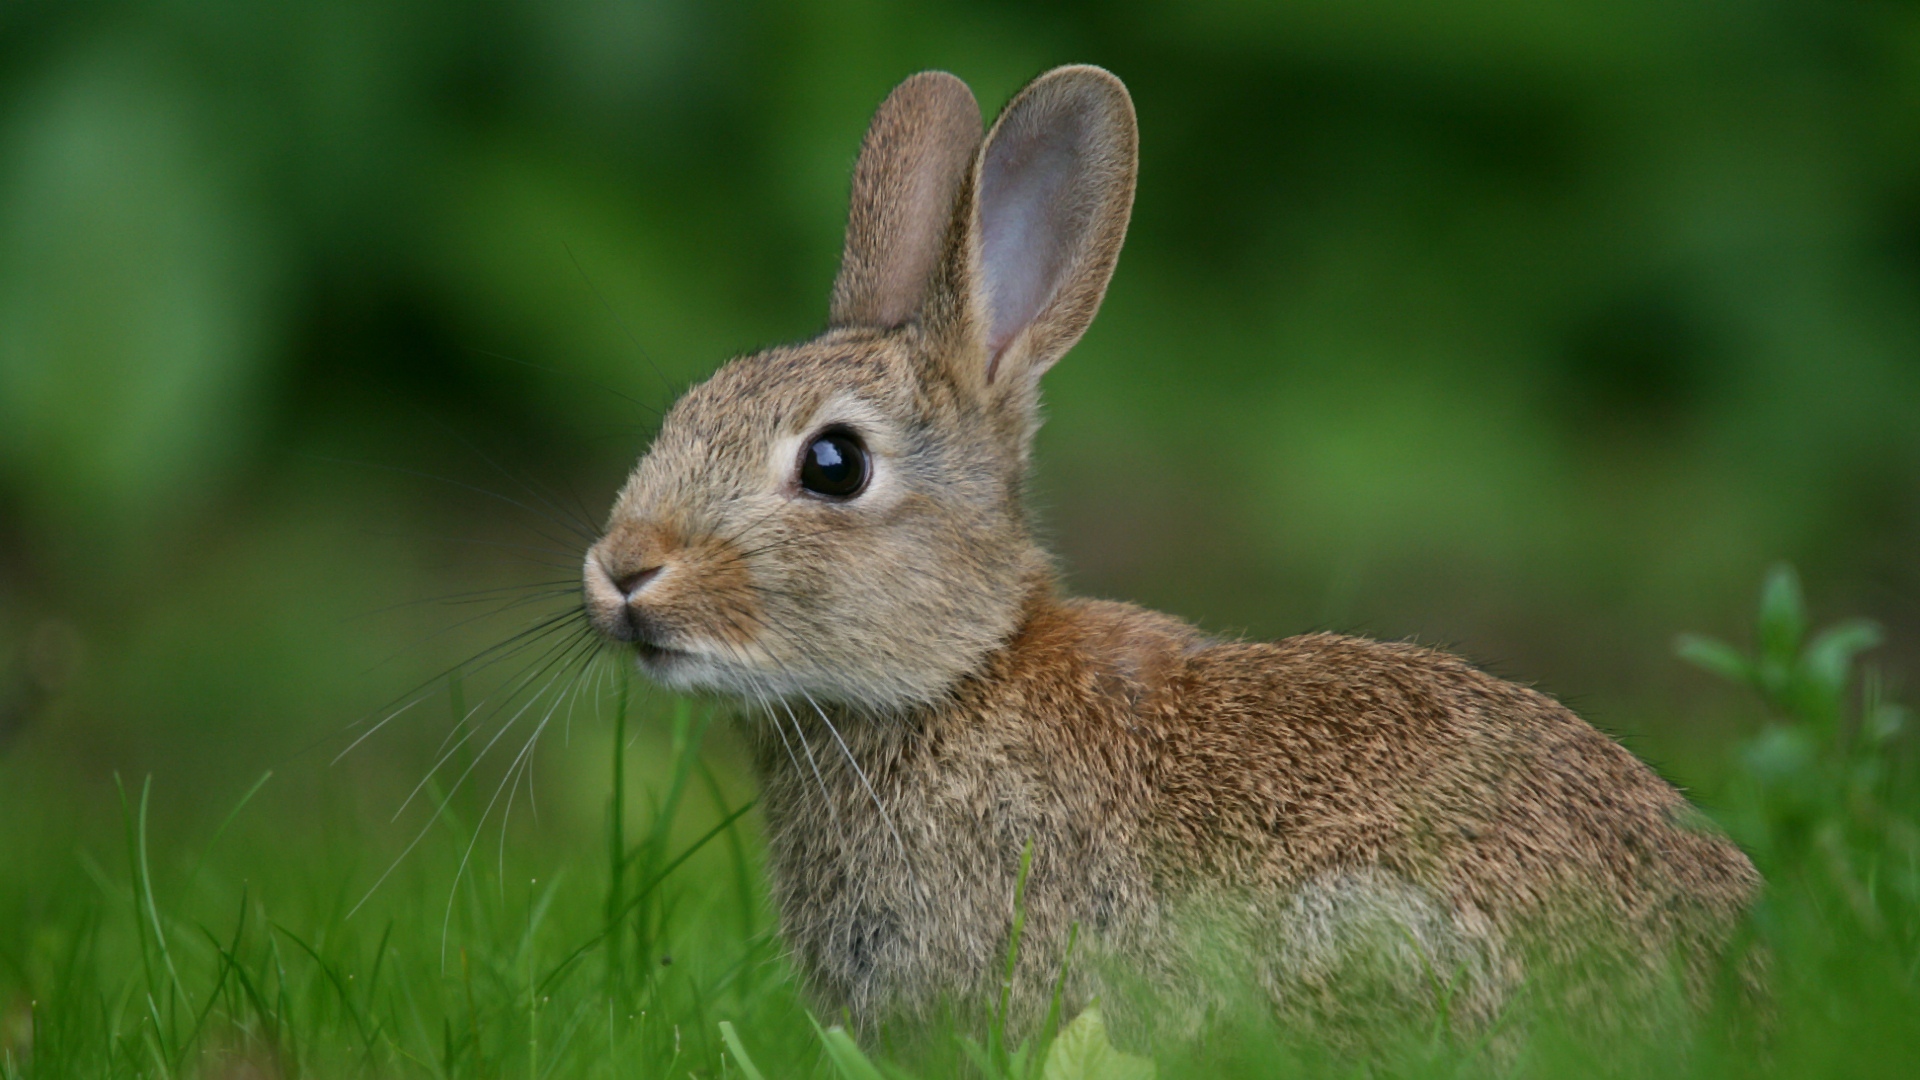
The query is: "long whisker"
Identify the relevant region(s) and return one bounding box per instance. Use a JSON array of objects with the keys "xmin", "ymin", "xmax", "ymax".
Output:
[
  {"xmin": 351, "ymin": 531, "xmax": 586, "ymax": 565},
  {"xmin": 557, "ymin": 473, "xmax": 612, "ymax": 546},
  {"xmin": 710, "ymin": 497, "xmax": 804, "ymax": 553},
  {"xmin": 303, "ymin": 453, "xmax": 597, "ymax": 544},
  {"xmin": 430, "ymin": 588, "xmax": 581, "ymax": 610},
  {"xmin": 394, "ymin": 616, "xmax": 594, "ymax": 819},
  {"xmin": 359, "ymin": 593, "xmax": 585, "ymax": 685},
  {"xmin": 559, "ymin": 241, "xmax": 677, "ymax": 405},
  {"xmin": 435, "ymin": 629, "xmax": 603, "ymax": 956},
  {"xmin": 728, "ymin": 518, "xmax": 886, "ymax": 563},
  {"xmin": 728, "ymin": 644, "xmax": 845, "ymax": 857},
  {"xmin": 495, "ymin": 640, "xmax": 599, "ymax": 883},
  {"xmin": 347, "ymin": 623, "xmax": 598, "ymax": 921},
  {"xmin": 332, "ymin": 606, "xmax": 586, "ymax": 765},
  {"xmin": 719, "ymin": 604, "xmax": 917, "ymax": 885},
  {"xmin": 749, "ymin": 681, "xmax": 816, "ymax": 829},
  {"xmin": 354, "ymin": 581, "xmax": 579, "ymax": 618},
  {"xmin": 425, "ymin": 416, "xmax": 603, "ymax": 541},
  {"xmin": 462, "ymin": 344, "xmax": 661, "ymax": 419},
  {"xmin": 564, "ymin": 648, "xmax": 607, "ymax": 745},
  {"xmin": 780, "ymin": 696, "xmax": 844, "ymax": 844},
  {"xmin": 799, "ymin": 687, "xmax": 918, "ymax": 893}
]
